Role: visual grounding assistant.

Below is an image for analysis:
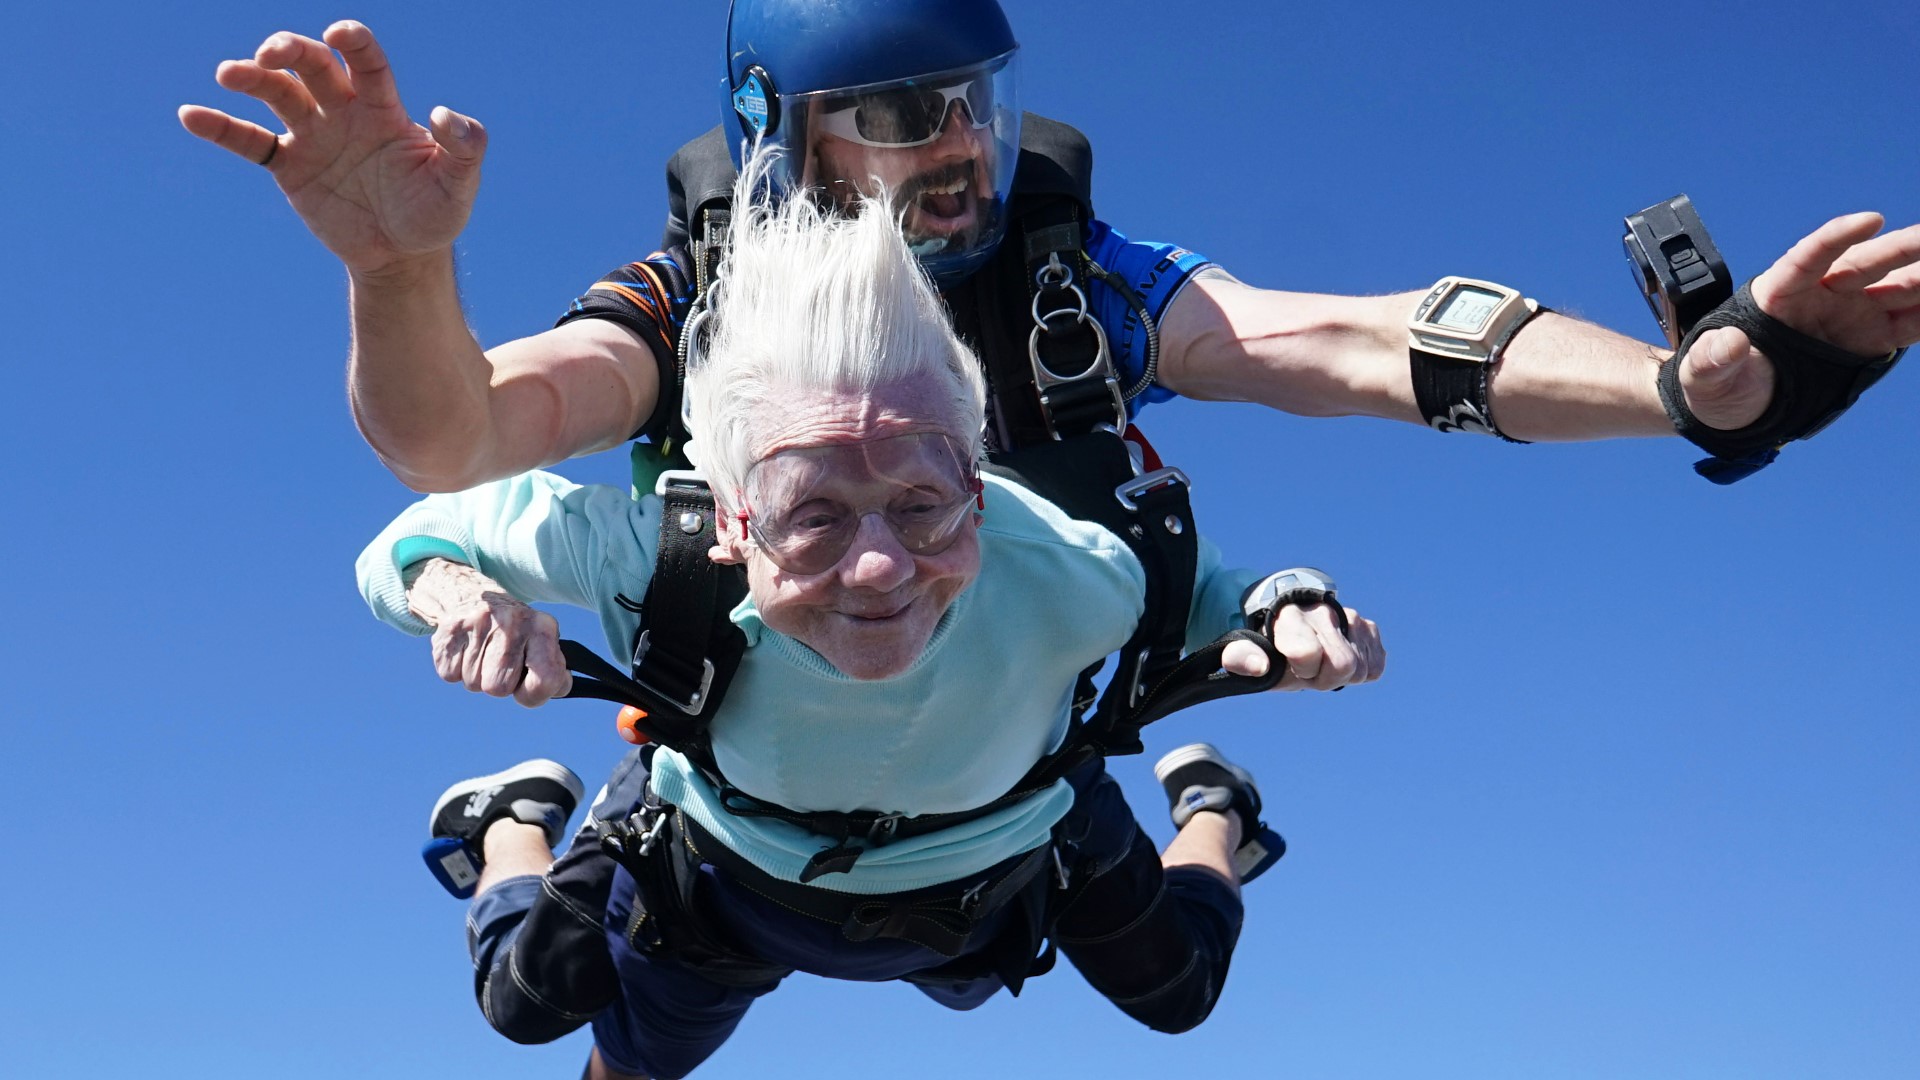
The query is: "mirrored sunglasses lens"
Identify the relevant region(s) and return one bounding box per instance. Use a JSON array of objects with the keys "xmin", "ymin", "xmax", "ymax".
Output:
[{"xmin": 853, "ymin": 88, "xmax": 937, "ymax": 145}]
